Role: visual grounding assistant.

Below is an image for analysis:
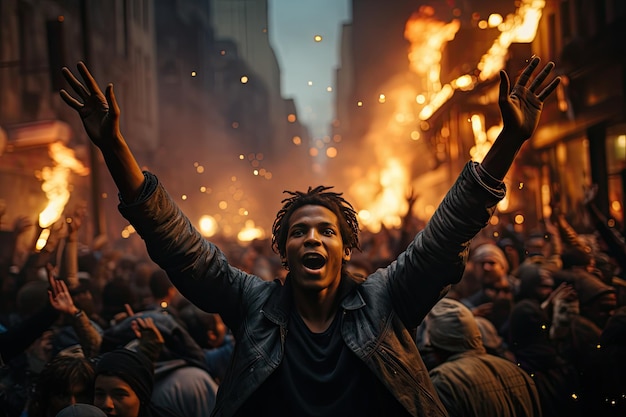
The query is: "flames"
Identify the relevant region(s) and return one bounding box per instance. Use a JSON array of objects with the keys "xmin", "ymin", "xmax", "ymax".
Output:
[
  {"xmin": 35, "ymin": 141, "xmax": 89, "ymax": 251},
  {"xmin": 351, "ymin": 1, "xmax": 544, "ymax": 232}
]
